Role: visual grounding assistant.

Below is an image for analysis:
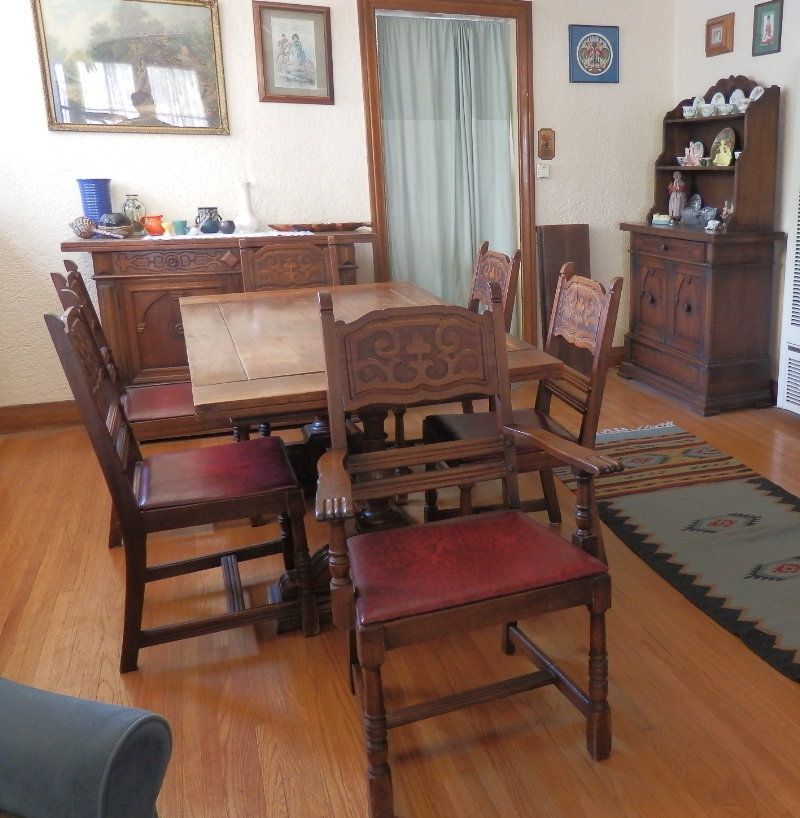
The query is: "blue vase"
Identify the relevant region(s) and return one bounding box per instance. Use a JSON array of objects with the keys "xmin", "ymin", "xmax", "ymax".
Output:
[{"xmin": 200, "ymin": 217, "xmax": 220, "ymax": 234}]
